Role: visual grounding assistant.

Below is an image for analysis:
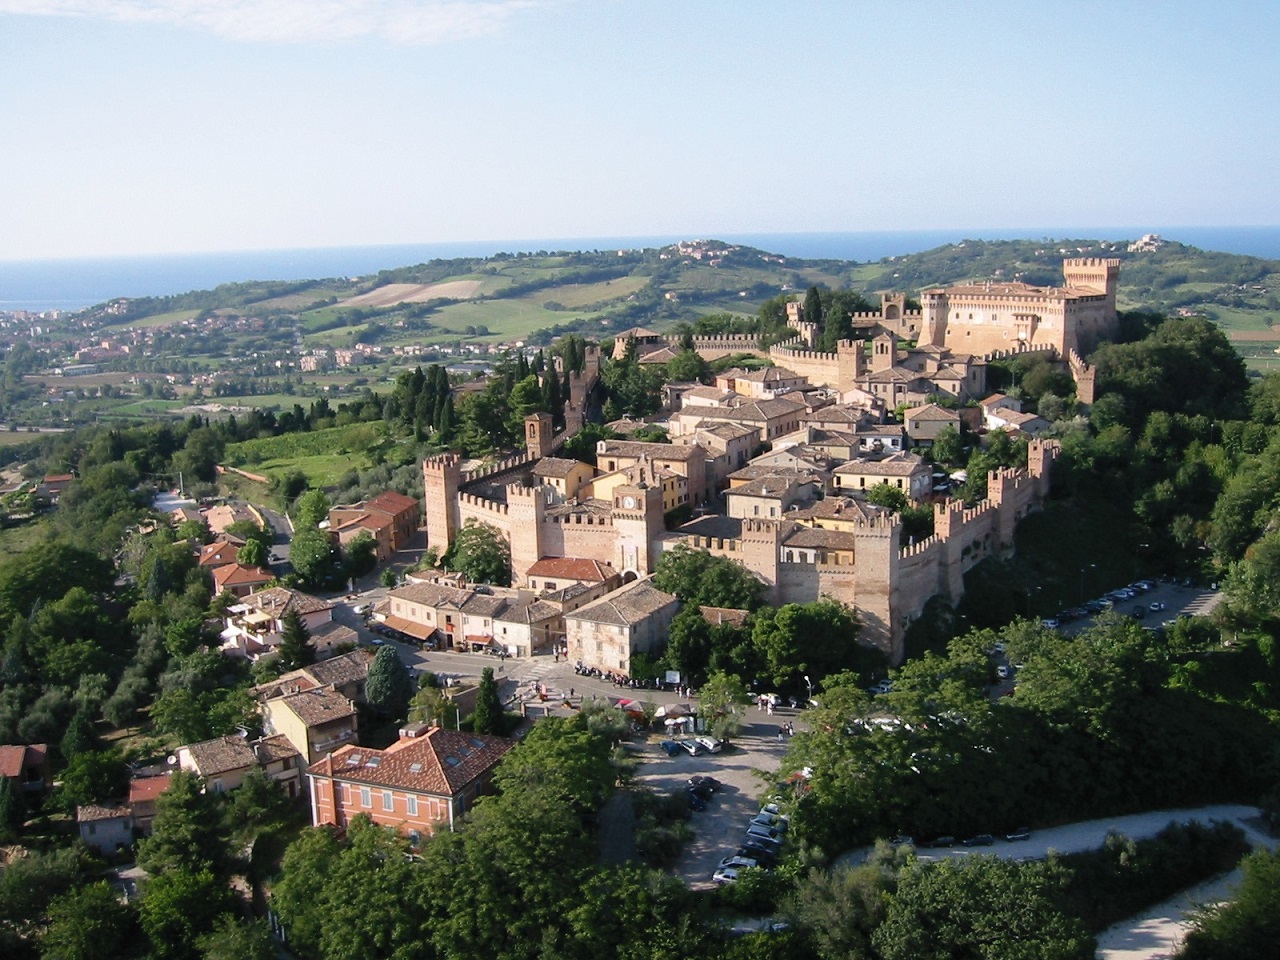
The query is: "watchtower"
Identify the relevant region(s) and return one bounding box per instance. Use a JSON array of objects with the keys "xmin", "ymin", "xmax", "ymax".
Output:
[
  {"xmin": 422, "ymin": 454, "xmax": 462, "ymax": 553},
  {"xmin": 525, "ymin": 412, "xmax": 554, "ymax": 459}
]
